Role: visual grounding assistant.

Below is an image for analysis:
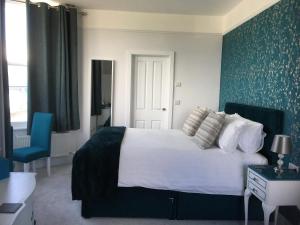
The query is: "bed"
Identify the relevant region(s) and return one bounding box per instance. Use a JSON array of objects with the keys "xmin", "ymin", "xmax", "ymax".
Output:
[
  {"xmin": 73, "ymin": 102, "xmax": 284, "ymax": 220},
  {"xmin": 119, "ymin": 128, "xmax": 267, "ymax": 196}
]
